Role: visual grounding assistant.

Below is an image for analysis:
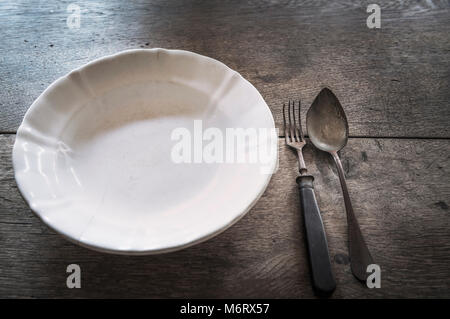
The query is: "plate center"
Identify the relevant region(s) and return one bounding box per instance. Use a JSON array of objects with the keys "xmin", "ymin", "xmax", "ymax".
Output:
[{"xmin": 56, "ymin": 82, "xmax": 222, "ymax": 217}]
